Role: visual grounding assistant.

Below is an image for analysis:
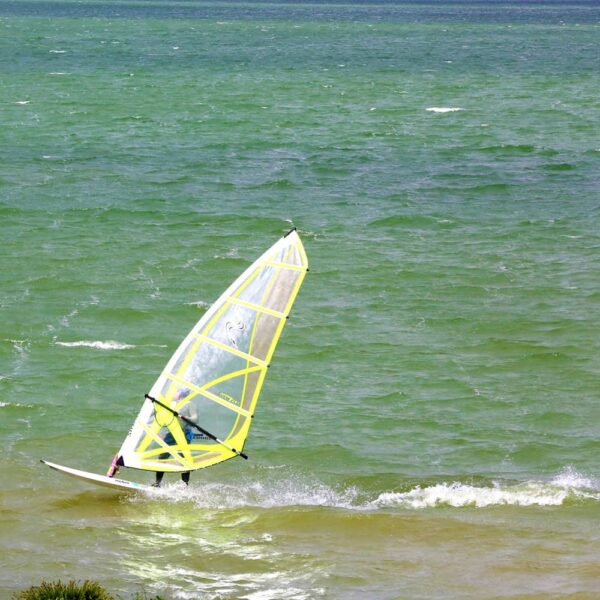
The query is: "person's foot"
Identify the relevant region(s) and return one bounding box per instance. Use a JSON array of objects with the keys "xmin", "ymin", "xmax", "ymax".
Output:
[{"xmin": 151, "ymin": 482, "xmax": 161, "ymax": 488}]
